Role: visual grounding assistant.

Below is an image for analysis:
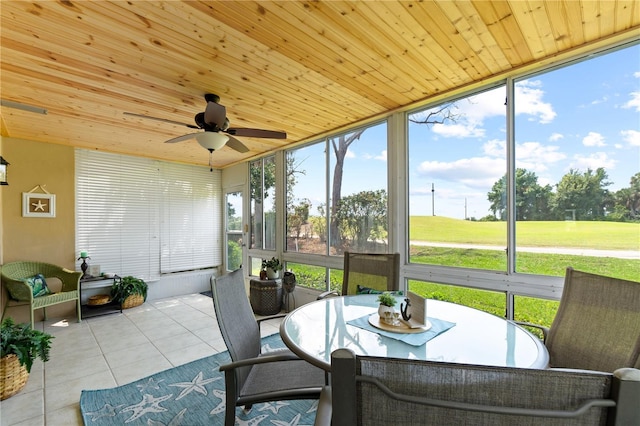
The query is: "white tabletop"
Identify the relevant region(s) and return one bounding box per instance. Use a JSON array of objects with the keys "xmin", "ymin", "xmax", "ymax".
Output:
[{"xmin": 280, "ymin": 294, "xmax": 549, "ymax": 371}]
